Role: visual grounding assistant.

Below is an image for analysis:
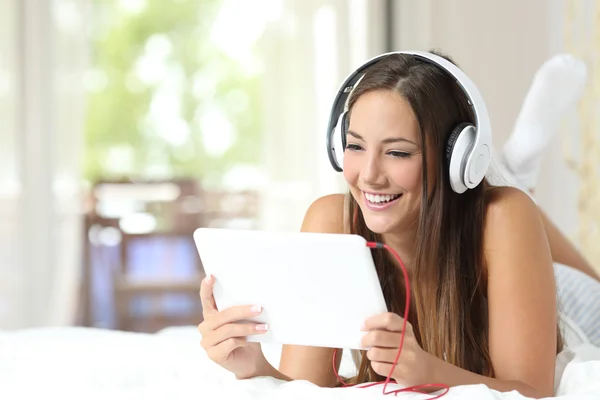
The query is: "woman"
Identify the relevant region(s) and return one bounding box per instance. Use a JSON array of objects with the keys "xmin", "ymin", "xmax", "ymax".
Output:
[{"xmin": 198, "ymin": 51, "xmax": 599, "ymax": 398}]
